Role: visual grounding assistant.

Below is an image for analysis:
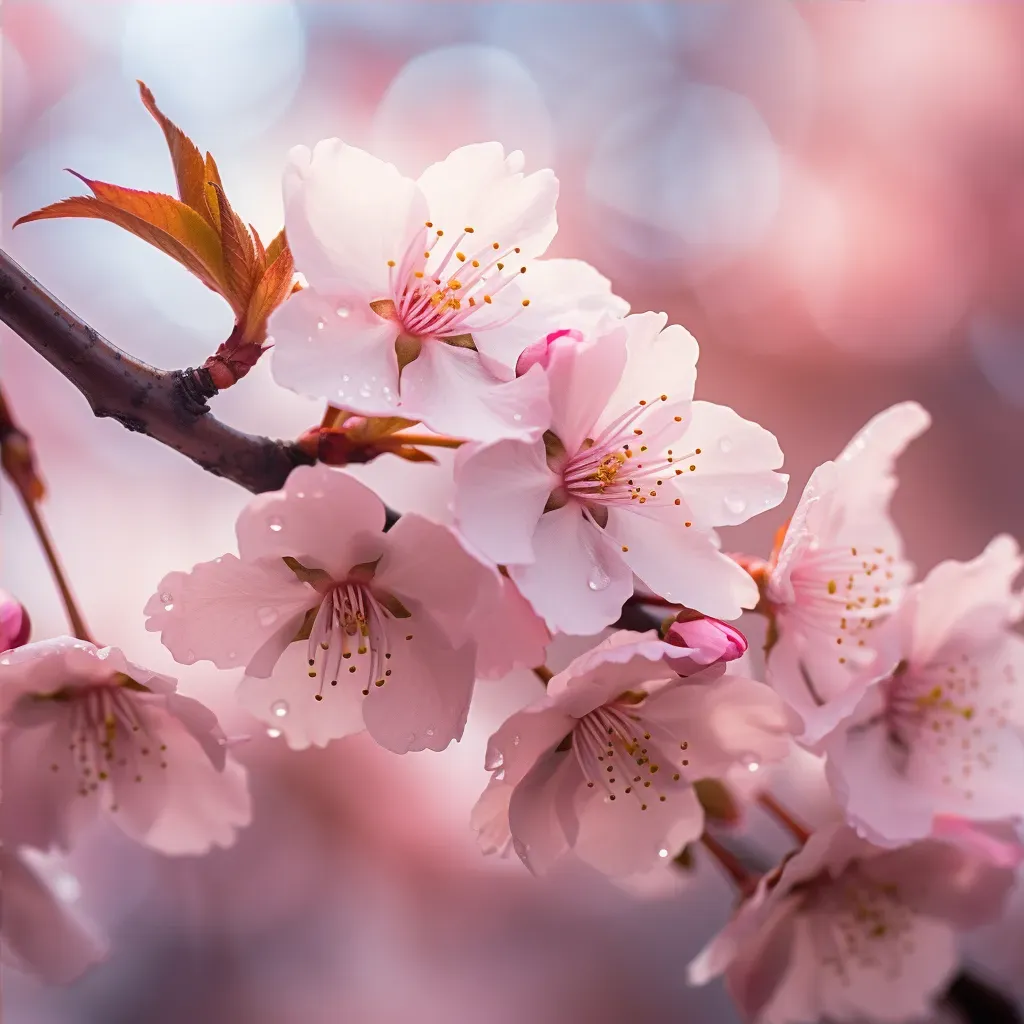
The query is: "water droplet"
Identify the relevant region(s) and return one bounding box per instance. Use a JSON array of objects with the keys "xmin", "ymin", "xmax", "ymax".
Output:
[
  {"xmin": 271, "ymin": 700, "xmax": 289, "ymax": 719},
  {"xmin": 358, "ymin": 384, "xmax": 373, "ymax": 398},
  {"xmin": 742, "ymin": 755, "xmax": 760, "ymax": 773},
  {"xmin": 227, "ymin": 650, "xmax": 237, "ymax": 660},
  {"xmin": 658, "ymin": 848, "xmax": 669, "ymax": 858},
  {"xmin": 336, "ymin": 306, "xmax": 350, "ymax": 319},
  {"xmin": 512, "ymin": 413, "xmax": 523, "ymax": 422},
  {"xmin": 257, "ymin": 606, "xmax": 279, "ymax": 627},
  {"xmin": 494, "ymin": 768, "xmax": 506, "ymax": 782},
  {"xmin": 342, "ymin": 374, "xmax": 350, "ymax": 383},
  {"xmin": 485, "ymin": 751, "xmax": 504, "ymax": 771},
  {"xmin": 295, "ymin": 491, "xmax": 306, "ymax": 499},
  {"xmin": 512, "ymin": 837, "xmax": 529, "ymax": 862},
  {"xmin": 587, "ymin": 564, "xmax": 612, "ymax": 592},
  {"xmin": 268, "ymin": 516, "xmax": 284, "ymax": 532},
  {"xmin": 184, "ymin": 650, "xmax": 196, "ymax": 665},
  {"xmin": 316, "ymin": 320, "xmax": 325, "ymax": 330},
  {"xmin": 425, "ymin": 727, "xmax": 435, "ymax": 738},
  {"xmin": 163, "ymin": 603, "xmax": 174, "ymax": 612},
  {"xmin": 512, "ymin": 735, "xmax": 520, "ymax": 746},
  {"xmin": 159, "ymin": 591, "xmax": 173, "ymax": 603},
  {"xmin": 724, "ymin": 495, "xmax": 747, "ymax": 516},
  {"xmin": 266, "ymin": 727, "xmax": 282, "ymax": 739},
  {"xmin": 719, "ymin": 437, "xmax": 733, "ymax": 454},
  {"xmin": 0, "ymin": 657, "xmax": 10, "ymax": 666}
]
